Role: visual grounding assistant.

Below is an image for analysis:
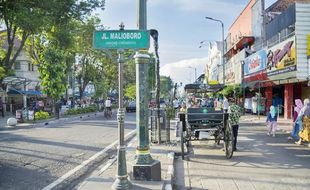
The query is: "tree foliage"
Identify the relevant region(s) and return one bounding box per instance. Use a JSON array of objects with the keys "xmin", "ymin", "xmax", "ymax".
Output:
[
  {"xmin": 160, "ymin": 76, "xmax": 173, "ymax": 99},
  {"xmin": 217, "ymin": 84, "xmax": 242, "ymax": 98},
  {"xmin": 125, "ymin": 83, "xmax": 136, "ymax": 100},
  {"xmin": 38, "ymin": 48, "xmax": 66, "ymax": 99},
  {"xmin": 0, "ymin": 0, "xmax": 105, "ymax": 80}
]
